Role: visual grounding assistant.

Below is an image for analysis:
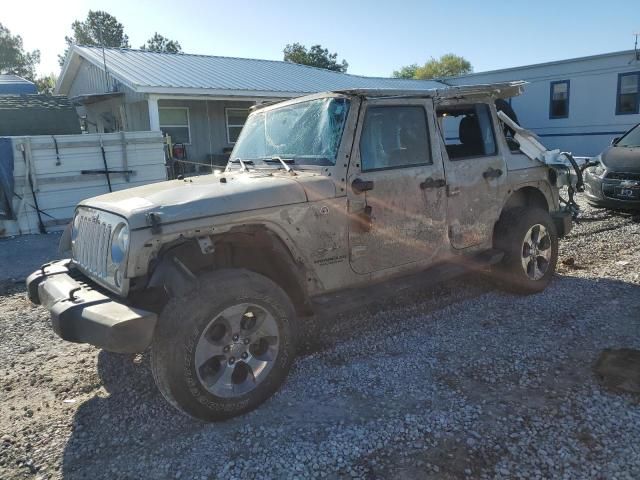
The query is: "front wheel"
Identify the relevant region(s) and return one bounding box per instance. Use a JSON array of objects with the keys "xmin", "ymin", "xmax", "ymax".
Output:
[
  {"xmin": 151, "ymin": 269, "xmax": 297, "ymax": 421},
  {"xmin": 493, "ymin": 207, "xmax": 559, "ymax": 294}
]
